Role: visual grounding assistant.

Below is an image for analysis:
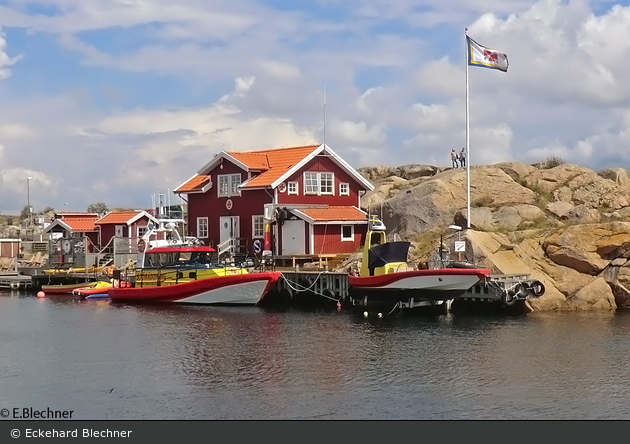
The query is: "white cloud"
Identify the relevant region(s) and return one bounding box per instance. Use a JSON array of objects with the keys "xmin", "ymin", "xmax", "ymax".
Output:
[{"xmin": 2, "ymin": 0, "xmax": 630, "ymax": 213}]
